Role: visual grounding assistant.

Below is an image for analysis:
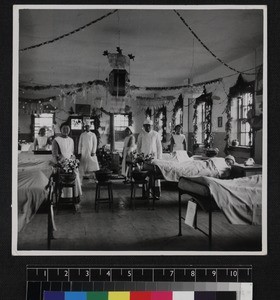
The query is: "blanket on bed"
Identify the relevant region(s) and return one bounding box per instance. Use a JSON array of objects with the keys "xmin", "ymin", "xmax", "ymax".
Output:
[
  {"xmin": 18, "ymin": 152, "xmax": 53, "ymax": 178},
  {"xmin": 184, "ymin": 175, "xmax": 262, "ymax": 225},
  {"xmin": 152, "ymin": 157, "xmax": 230, "ymax": 182},
  {"xmin": 18, "ymin": 170, "xmax": 49, "ymax": 232}
]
